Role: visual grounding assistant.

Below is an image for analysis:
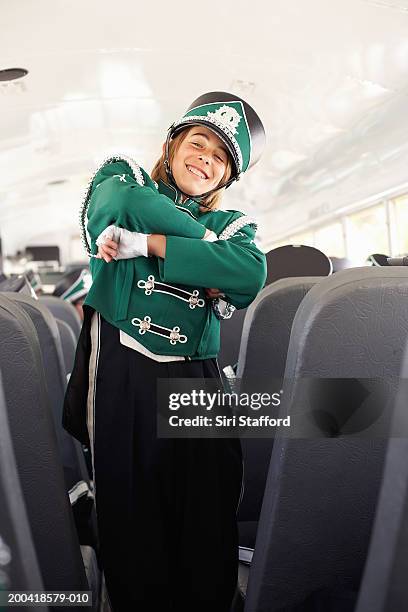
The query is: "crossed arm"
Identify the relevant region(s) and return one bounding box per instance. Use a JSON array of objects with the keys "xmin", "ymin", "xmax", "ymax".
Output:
[
  {"xmin": 97, "ymin": 234, "xmax": 224, "ymax": 299},
  {"xmin": 97, "ymin": 227, "xmax": 267, "ymax": 308},
  {"xmin": 89, "ymin": 162, "xmax": 266, "ymax": 306},
  {"xmin": 97, "ymin": 234, "xmax": 165, "ymax": 260}
]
